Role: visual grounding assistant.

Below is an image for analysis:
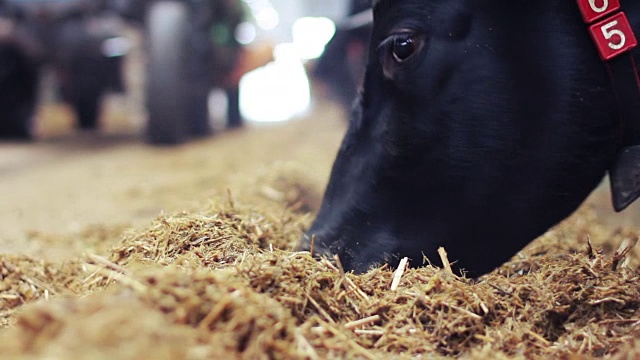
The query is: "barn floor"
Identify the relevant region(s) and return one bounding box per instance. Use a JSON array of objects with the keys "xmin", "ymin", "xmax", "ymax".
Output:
[
  {"xmin": 1, "ymin": 98, "xmax": 639, "ymax": 359},
  {"xmin": 0, "ymin": 97, "xmax": 342, "ymax": 259}
]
